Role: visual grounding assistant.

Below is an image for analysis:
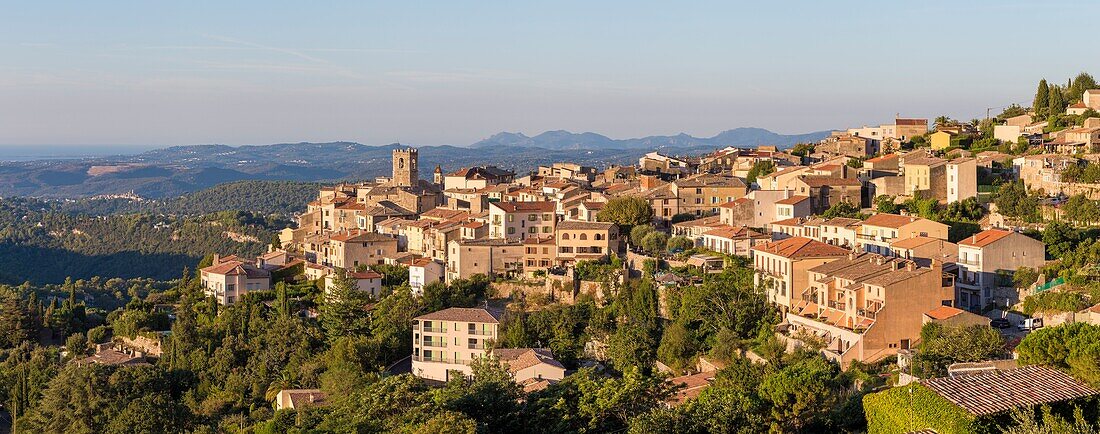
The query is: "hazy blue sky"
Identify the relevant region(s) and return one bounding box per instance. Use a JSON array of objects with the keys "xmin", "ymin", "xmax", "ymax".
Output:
[{"xmin": 2, "ymin": 1, "xmax": 1098, "ymax": 148}]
